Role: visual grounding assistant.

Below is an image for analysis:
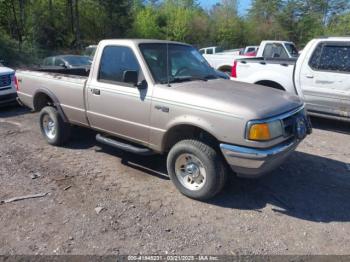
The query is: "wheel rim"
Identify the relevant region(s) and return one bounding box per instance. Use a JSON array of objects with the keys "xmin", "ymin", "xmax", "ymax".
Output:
[
  {"xmin": 42, "ymin": 114, "xmax": 56, "ymax": 140},
  {"xmin": 175, "ymin": 153, "xmax": 206, "ymax": 191}
]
